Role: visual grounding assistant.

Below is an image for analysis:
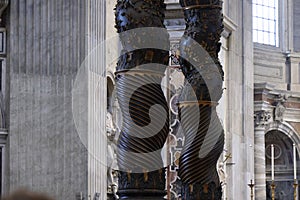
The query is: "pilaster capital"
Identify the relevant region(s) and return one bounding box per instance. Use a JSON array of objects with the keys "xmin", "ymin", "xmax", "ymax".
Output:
[{"xmin": 254, "ymin": 110, "xmax": 272, "ymax": 128}]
